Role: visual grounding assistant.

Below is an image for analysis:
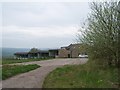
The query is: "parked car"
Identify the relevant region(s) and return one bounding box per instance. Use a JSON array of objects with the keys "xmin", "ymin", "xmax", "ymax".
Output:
[{"xmin": 78, "ymin": 54, "xmax": 88, "ymax": 58}]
